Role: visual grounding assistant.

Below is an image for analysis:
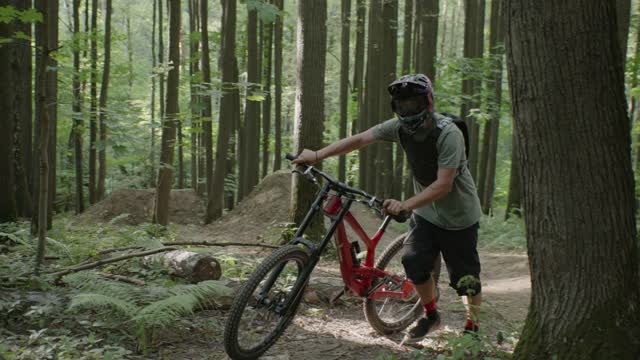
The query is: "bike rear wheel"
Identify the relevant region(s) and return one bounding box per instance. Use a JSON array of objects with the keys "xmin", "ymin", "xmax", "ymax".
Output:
[
  {"xmin": 364, "ymin": 234, "xmax": 422, "ymax": 334},
  {"xmin": 224, "ymin": 245, "xmax": 310, "ymax": 360}
]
